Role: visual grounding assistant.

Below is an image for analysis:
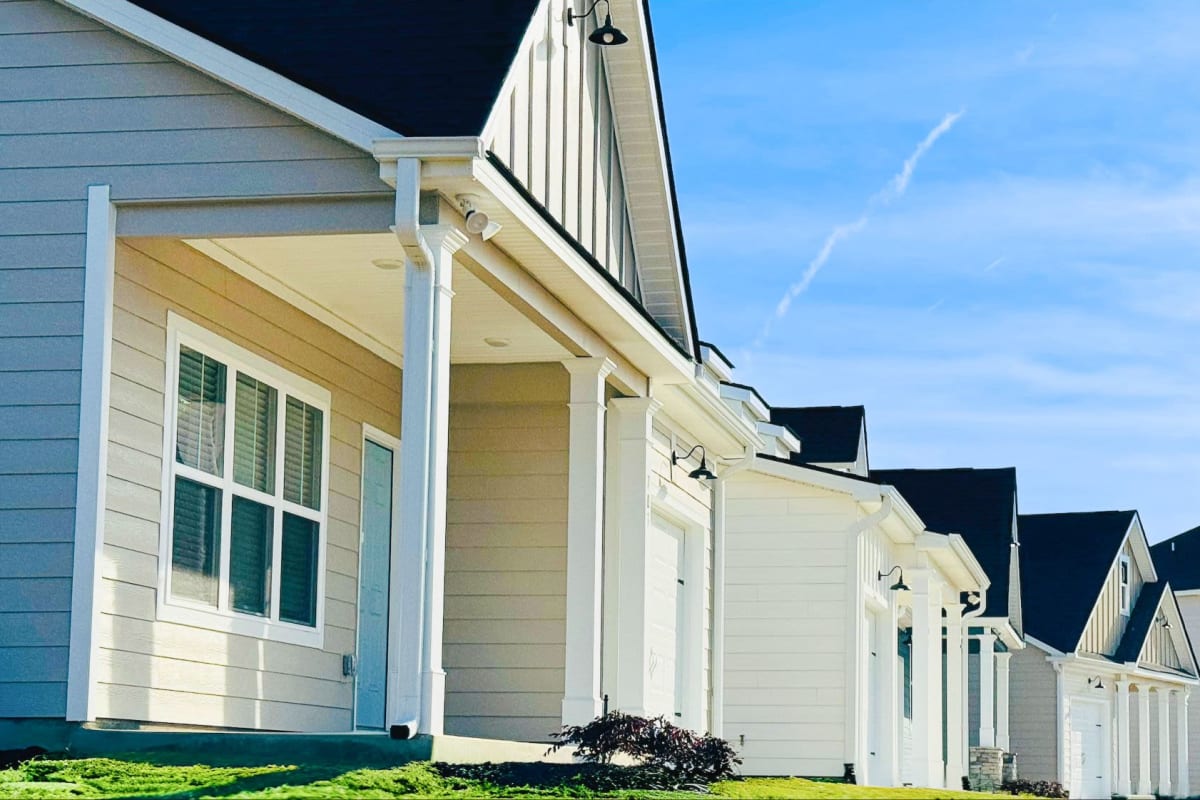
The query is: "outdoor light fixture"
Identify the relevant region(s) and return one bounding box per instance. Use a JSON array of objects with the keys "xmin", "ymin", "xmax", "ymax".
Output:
[
  {"xmin": 456, "ymin": 195, "xmax": 502, "ymax": 240},
  {"xmin": 1088, "ymin": 676, "xmax": 1106, "ymax": 690},
  {"xmin": 878, "ymin": 565, "xmax": 909, "ymax": 592},
  {"xmin": 566, "ymin": 0, "xmax": 629, "ymax": 46},
  {"xmin": 1157, "ymin": 613, "xmax": 1172, "ymax": 630},
  {"xmin": 671, "ymin": 444, "xmax": 715, "ymax": 481}
]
